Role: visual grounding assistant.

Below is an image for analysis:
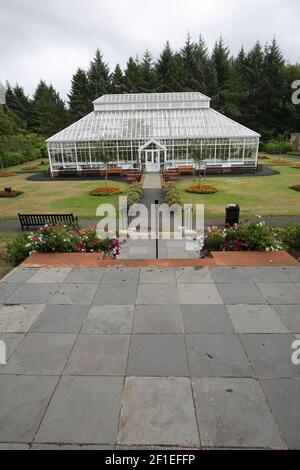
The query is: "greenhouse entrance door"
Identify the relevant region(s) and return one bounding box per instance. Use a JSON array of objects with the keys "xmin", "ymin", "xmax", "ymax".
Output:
[
  {"xmin": 145, "ymin": 150, "xmax": 161, "ymax": 172},
  {"xmin": 139, "ymin": 140, "xmax": 167, "ymax": 173}
]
